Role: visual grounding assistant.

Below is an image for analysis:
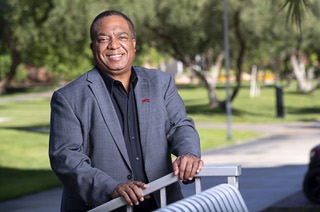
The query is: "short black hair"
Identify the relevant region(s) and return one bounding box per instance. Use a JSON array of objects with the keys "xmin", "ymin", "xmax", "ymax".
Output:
[{"xmin": 90, "ymin": 10, "xmax": 135, "ymax": 42}]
